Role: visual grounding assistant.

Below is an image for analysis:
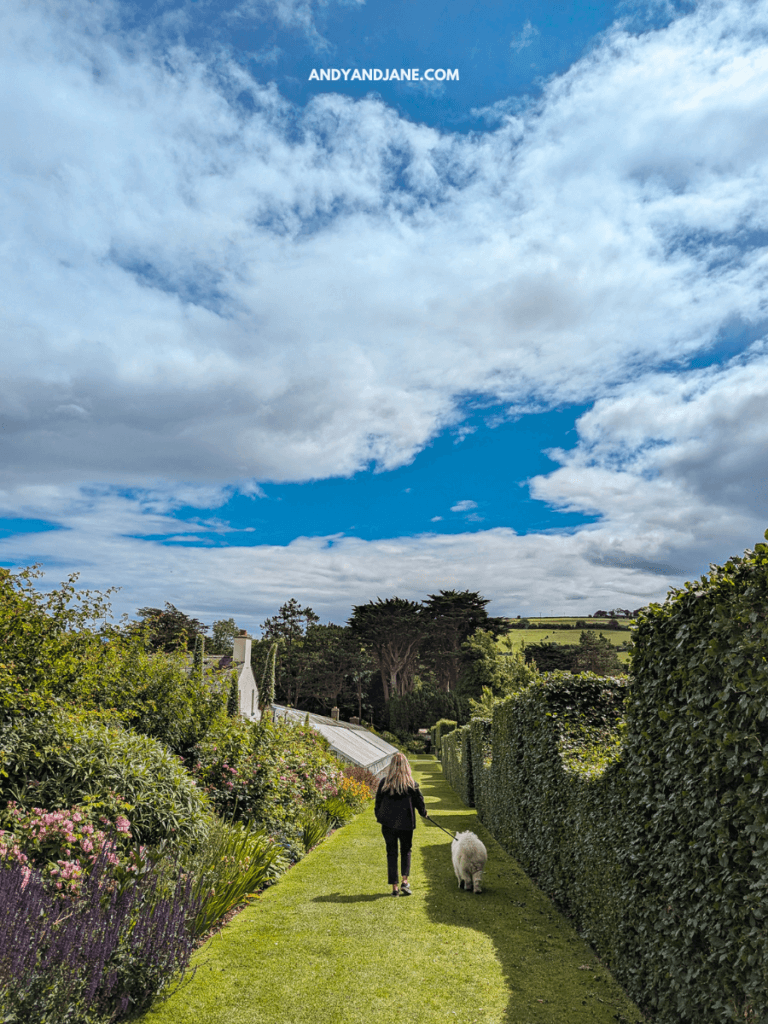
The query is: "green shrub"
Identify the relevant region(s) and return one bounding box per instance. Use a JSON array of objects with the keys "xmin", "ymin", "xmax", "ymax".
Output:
[
  {"xmin": 321, "ymin": 795, "xmax": 355, "ymax": 828},
  {"xmin": 0, "ymin": 713, "xmax": 210, "ymax": 847}
]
